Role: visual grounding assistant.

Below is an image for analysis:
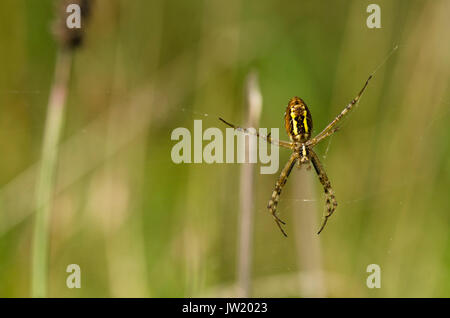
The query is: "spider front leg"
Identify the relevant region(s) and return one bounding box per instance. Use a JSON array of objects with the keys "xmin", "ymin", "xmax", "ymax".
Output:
[
  {"xmin": 307, "ymin": 74, "xmax": 372, "ymax": 148},
  {"xmin": 267, "ymin": 153, "xmax": 299, "ymax": 237},
  {"xmin": 310, "ymin": 149, "xmax": 337, "ymax": 234},
  {"xmin": 218, "ymin": 117, "xmax": 293, "ymax": 149}
]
